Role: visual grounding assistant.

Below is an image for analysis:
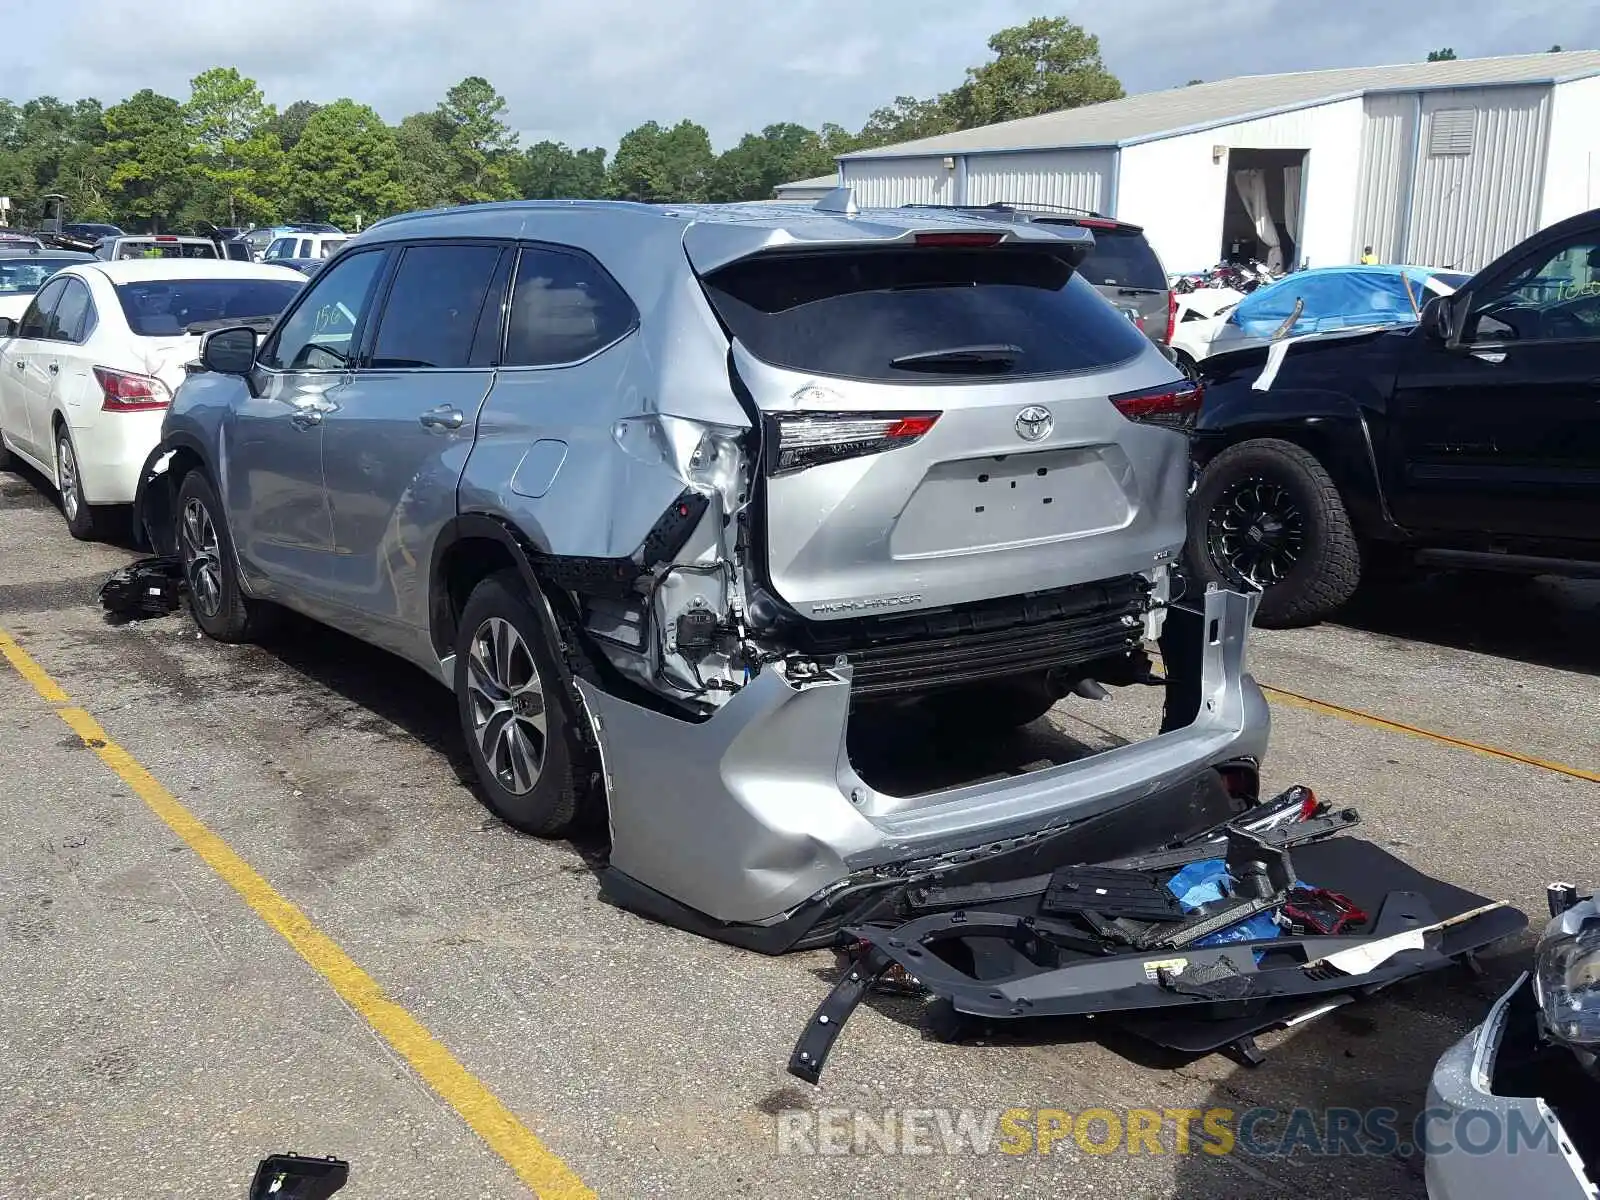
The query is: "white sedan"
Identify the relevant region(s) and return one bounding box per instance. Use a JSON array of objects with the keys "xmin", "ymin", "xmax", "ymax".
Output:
[{"xmin": 0, "ymin": 258, "xmax": 304, "ymax": 539}]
